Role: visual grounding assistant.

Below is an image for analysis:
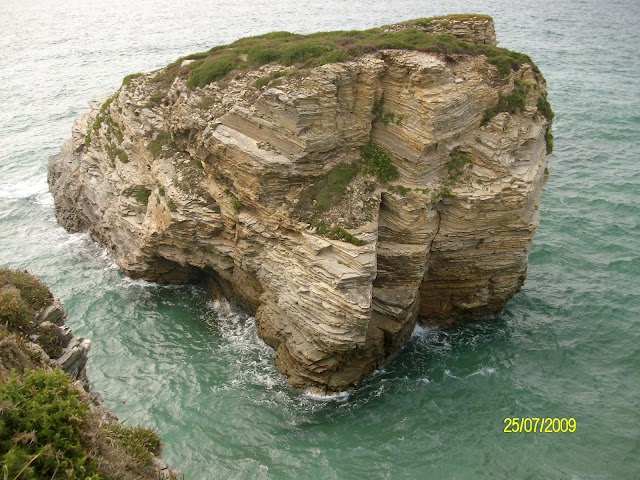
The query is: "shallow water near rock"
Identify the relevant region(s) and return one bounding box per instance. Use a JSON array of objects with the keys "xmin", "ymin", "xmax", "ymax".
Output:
[{"xmin": 1, "ymin": 0, "xmax": 639, "ymax": 478}]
